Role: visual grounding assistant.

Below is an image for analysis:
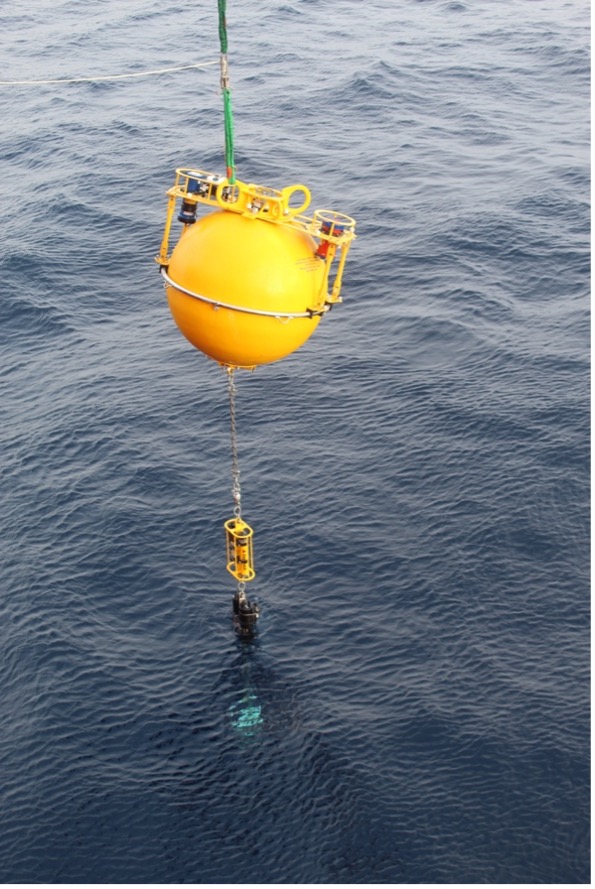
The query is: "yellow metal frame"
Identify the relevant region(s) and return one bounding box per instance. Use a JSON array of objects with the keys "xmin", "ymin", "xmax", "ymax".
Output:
[
  {"xmin": 156, "ymin": 167, "xmax": 356, "ymax": 308},
  {"xmin": 225, "ymin": 517, "xmax": 256, "ymax": 582}
]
